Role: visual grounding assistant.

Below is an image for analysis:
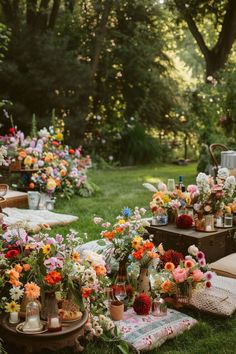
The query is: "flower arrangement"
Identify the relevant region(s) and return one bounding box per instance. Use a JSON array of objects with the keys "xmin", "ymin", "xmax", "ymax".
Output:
[
  {"xmin": 96, "ymin": 207, "xmax": 149, "ymax": 262},
  {"xmin": 131, "ymin": 237, "xmax": 160, "ymax": 269},
  {"xmin": 0, "ymin": 125, "xmax": 95, "ymax": 198},
  {"xmin": 194, "ymin": 168, "xmax": 236, "ymax": 216},
  {"xmin": 154, "ymin": 245, "xmax": 213, "ymax": 298}
]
